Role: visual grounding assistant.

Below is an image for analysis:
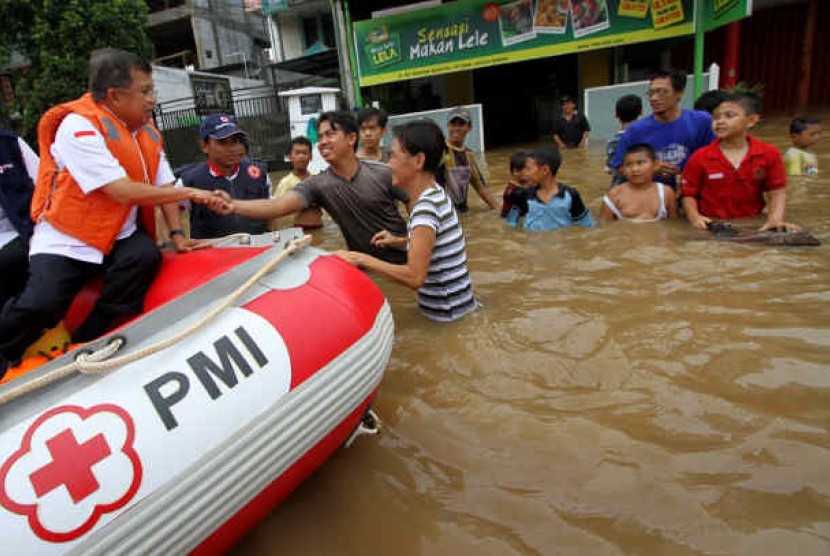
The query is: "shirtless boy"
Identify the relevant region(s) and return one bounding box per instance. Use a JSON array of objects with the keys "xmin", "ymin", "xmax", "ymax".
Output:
[{"xmin": 601, "ymin": 143, "xmax": 677, "ymax": 222}]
